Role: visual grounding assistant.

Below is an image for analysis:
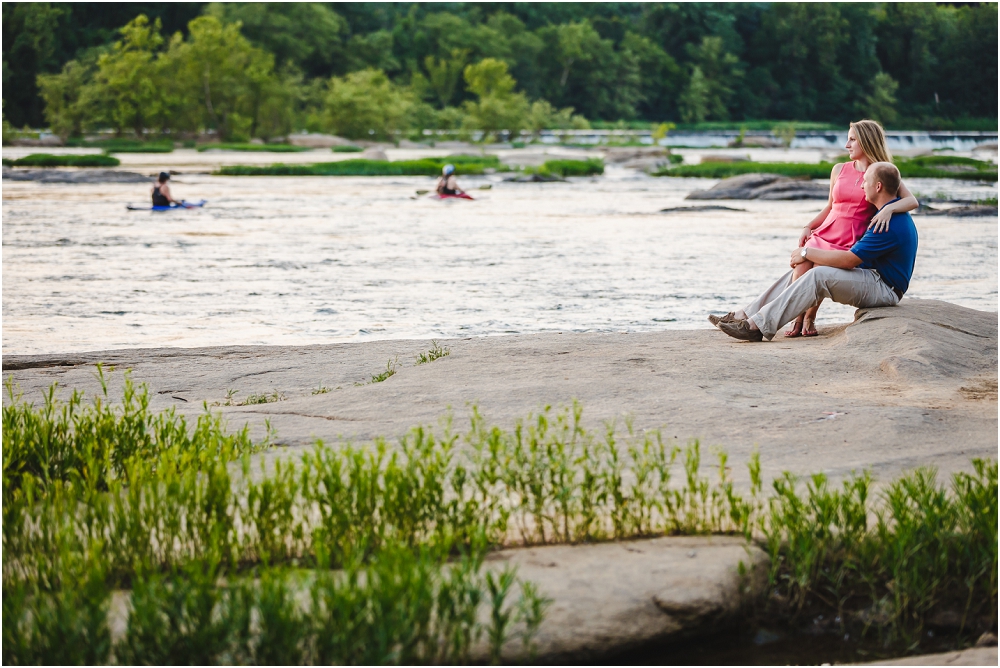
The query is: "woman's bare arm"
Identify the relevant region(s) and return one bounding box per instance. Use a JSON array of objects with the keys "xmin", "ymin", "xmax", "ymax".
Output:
[
  {"xmin": 798, "ymin": 163, "xmax": 842, "ymax": 246},
  {"xmin": 868, "ymin": 180, "xmax": 918, "ymax": 233}
]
